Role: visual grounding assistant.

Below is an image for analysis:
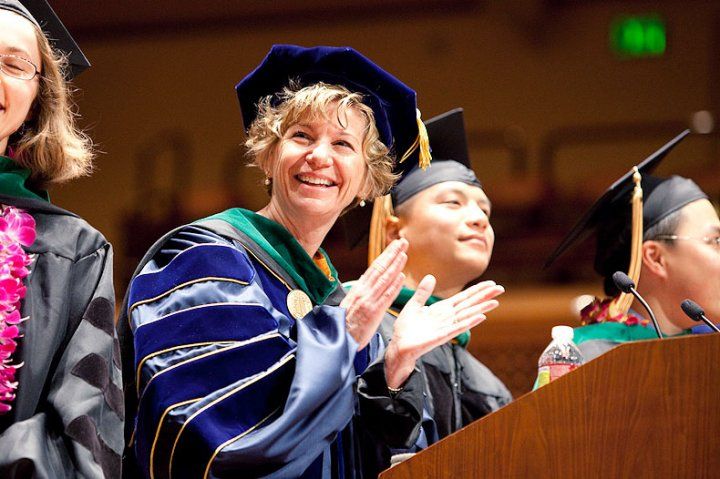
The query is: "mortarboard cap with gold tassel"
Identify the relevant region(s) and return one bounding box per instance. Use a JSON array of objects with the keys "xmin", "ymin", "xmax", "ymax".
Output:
[
  {"xmin": 546, "ymin": 129, "xmax": 708, "ymax": 318},
  {"xmin": 368, "ymin": 108, "xmax": 482, "ymax": 264}
]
